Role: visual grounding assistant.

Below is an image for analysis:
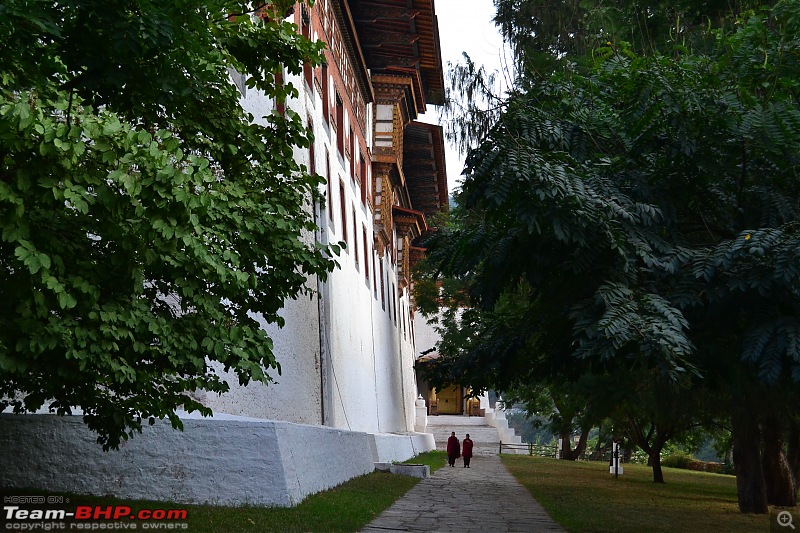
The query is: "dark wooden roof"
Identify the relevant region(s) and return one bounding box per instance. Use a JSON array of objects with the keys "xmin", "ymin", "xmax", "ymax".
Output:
[
  {"xmin": 348, "ymin": 0, "xmax": 445, "ymax": 108},
  {"xmin": 403, "ymin": 121, "xmax": 448, "ymax": 220},
  {"xmin": 392, "ymin": 205, "xmax": 428, "ymax": 236}
]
